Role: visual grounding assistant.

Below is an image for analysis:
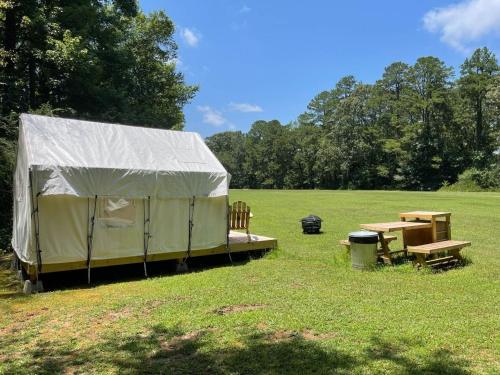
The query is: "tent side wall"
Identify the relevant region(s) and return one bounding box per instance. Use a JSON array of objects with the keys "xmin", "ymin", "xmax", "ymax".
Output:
[
  {"xmin": 14, "ymin": 114, "xmax": 232, "ymax": 273},
  {"xmin": 11, "ymin": 123, "xmax": 34, "ymax": 264},
  {"xmin": 35, "ymin": 195, "xmax": 227, "ymax": 266}
]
